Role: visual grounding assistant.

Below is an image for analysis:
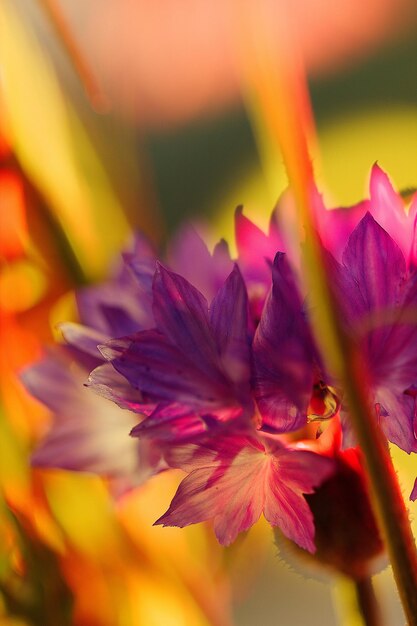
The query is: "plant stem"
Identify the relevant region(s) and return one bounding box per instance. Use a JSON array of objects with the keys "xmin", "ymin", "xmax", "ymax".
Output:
[
  {"xmin": 341, "ymin": 348, "xmax": 417, "ymax": 625},
  {"xmin": 354, "ymin": 578, "xmax": 382, "ymax": 626},
  {"xmin": 37, "ymin": 0, "xmax": 107, "ymax": 110},
  {"xmin": 237, "ymin": 3, "xmax": 417, "ymax": 623}
]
